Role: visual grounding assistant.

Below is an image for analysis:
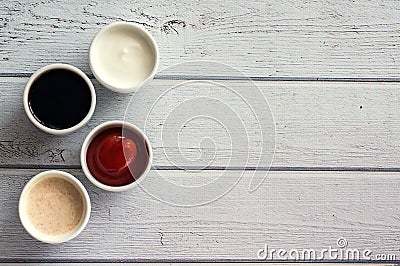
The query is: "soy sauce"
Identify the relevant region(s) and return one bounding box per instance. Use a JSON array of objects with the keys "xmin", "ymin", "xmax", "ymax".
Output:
[{"xmin": 28, "ymin": 69, "xmax": 92, "ymax": 130}]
